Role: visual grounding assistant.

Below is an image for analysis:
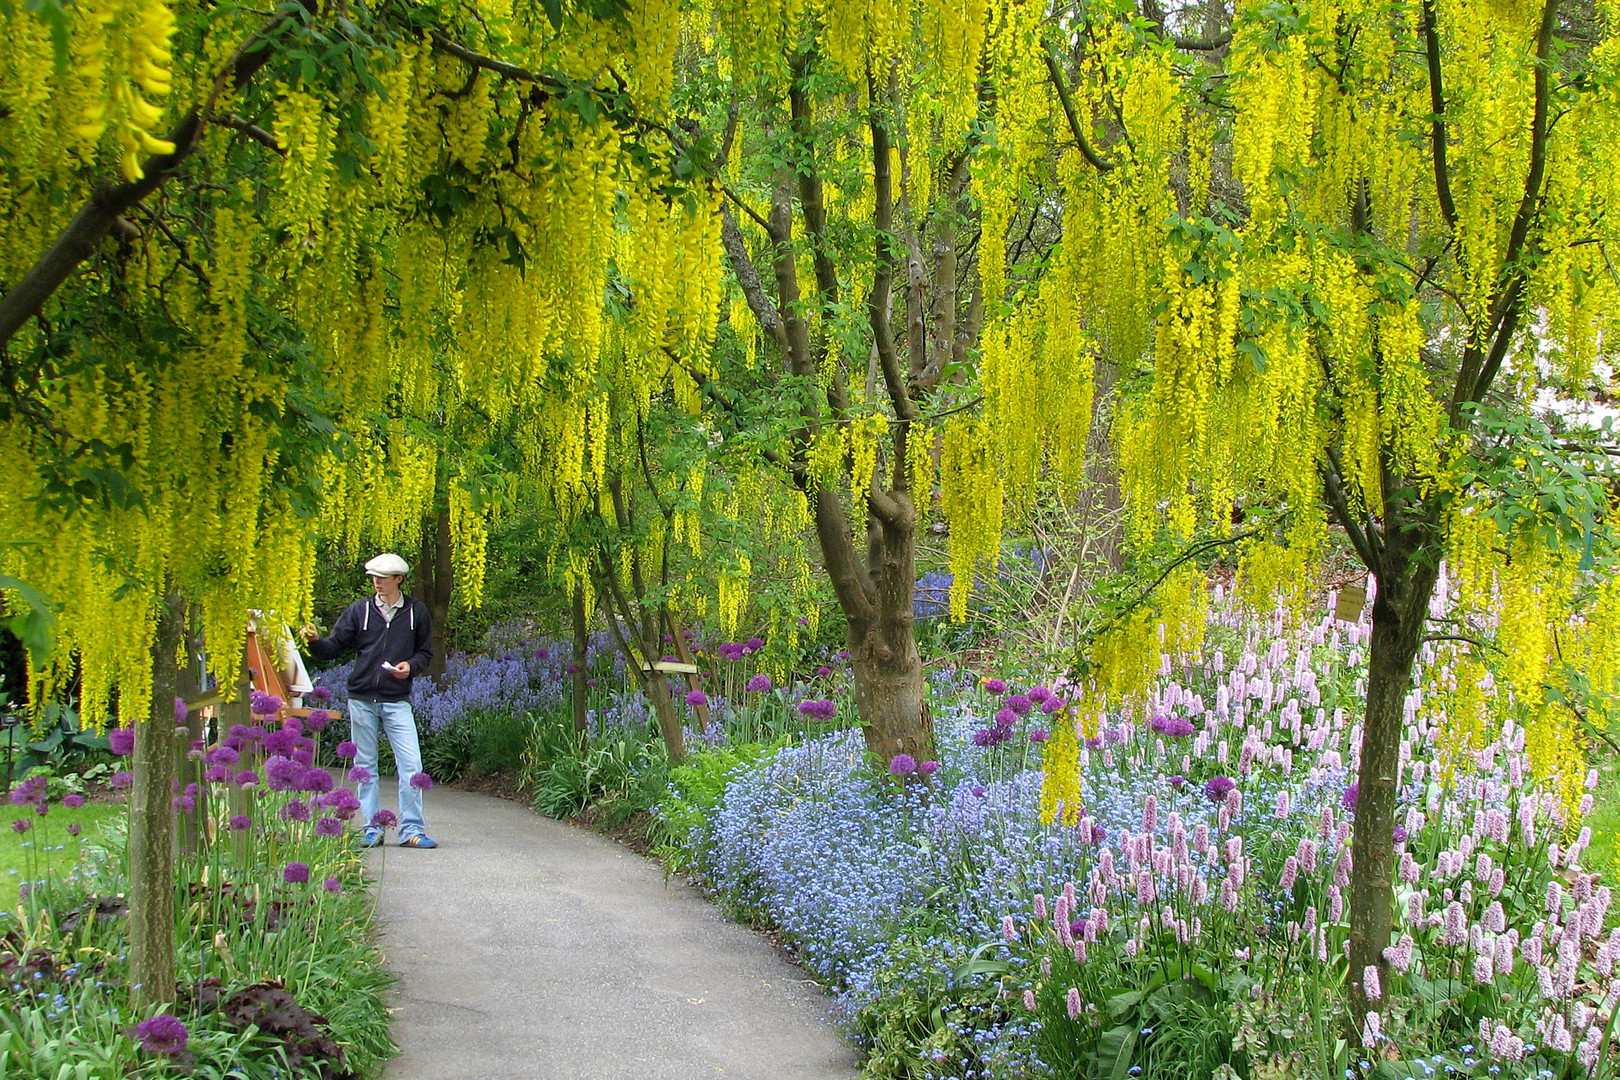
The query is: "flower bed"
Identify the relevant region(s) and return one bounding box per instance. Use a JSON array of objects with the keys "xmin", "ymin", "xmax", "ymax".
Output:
[
  {"xmin": 1, "ymin": 702, "xmax": 394, "ymax": 1078},
  {"xmin": 680, "ymin": 593, "xmax": 1616, "ymax": 1079}
]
